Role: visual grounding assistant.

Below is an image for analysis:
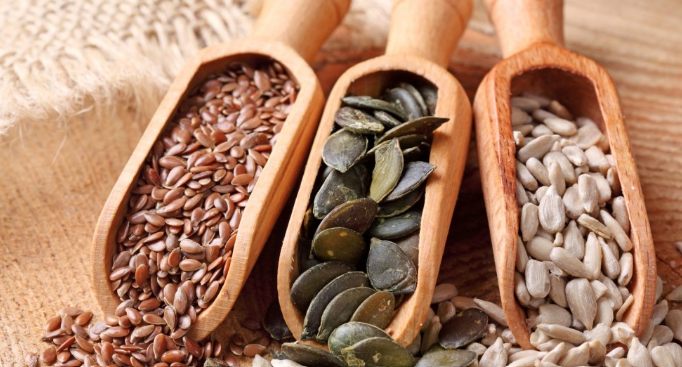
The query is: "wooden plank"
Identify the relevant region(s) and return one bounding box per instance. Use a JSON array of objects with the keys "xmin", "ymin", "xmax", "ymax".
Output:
[{"xmin": 1, "ymin": 0, "xmax": 681, "ymax": 364}]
